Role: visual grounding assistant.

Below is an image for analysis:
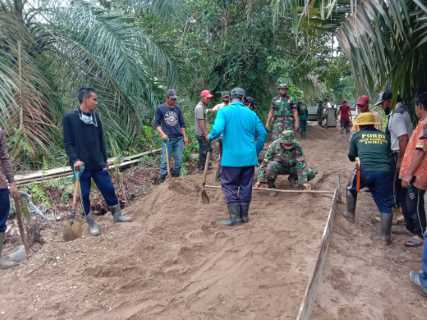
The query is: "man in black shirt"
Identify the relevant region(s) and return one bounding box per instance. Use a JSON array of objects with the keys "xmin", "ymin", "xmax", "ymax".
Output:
[
  {"xmin": 154, "ymin": 89, "xmax": 188, "ymax": 182},
  {"xmin": 63, "ymin": 87, "xmax": 131, "ymax": 236}
]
